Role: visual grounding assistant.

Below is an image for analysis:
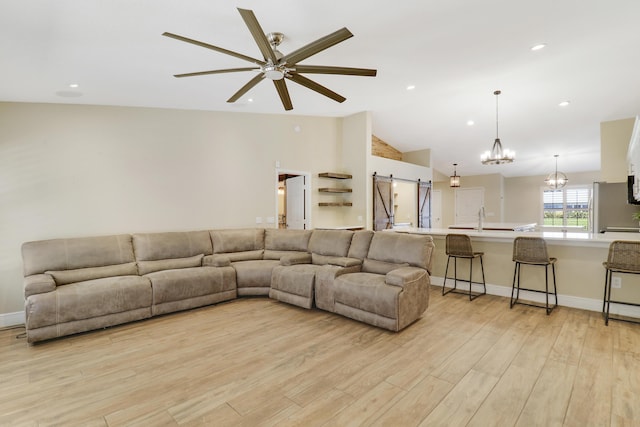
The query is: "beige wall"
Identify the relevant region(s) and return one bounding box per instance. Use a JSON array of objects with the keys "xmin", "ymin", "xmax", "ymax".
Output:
[
  {"xmin": 601, "ymin": 117, "xmax": 635, "ymax": 183},
  {"xmin": 0, "ymin": 102, "xmax": 352, "ymax": 318},
  {"xmin": 505, "ymin": 171, "xmax": 600, "ymax": 224}
]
